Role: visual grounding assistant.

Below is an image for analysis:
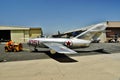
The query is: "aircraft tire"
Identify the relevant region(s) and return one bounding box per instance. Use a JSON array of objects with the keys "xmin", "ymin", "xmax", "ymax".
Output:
[
  {"xmin": 5, "ymin": 47, "xmax": 9, "ymax": 52},
  {"xmin": 50, "ymin": 49, "xmax": 56, "ymax": 54}
]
